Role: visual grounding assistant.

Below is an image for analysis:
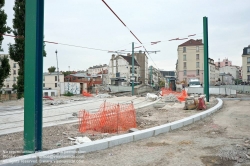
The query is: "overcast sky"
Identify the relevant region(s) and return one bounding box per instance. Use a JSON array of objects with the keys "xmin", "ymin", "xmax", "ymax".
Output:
[{"xmin": 2, "ymin": 0, "xmax": 250, "ymax": 72}]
